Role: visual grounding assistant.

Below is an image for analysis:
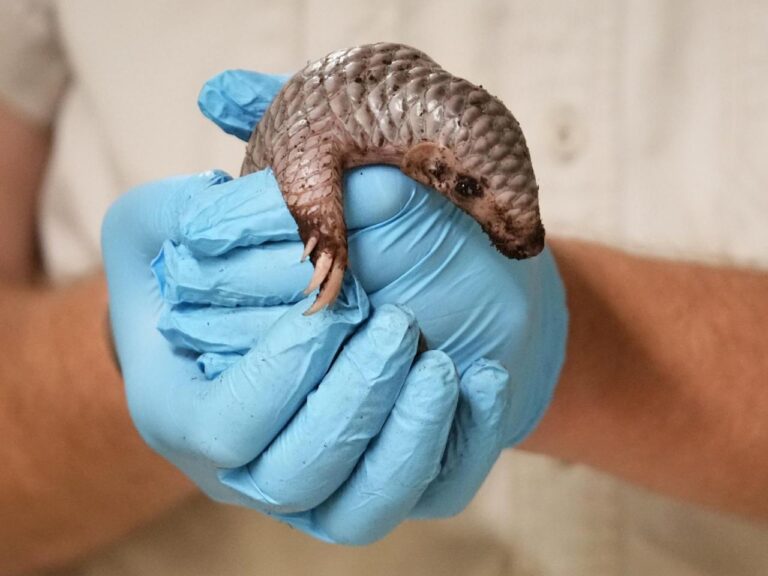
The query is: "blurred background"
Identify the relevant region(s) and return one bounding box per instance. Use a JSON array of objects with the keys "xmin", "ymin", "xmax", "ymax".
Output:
[{"xmin": 1, "ymin": 1, "xmax": 766, "ymax": 575}]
